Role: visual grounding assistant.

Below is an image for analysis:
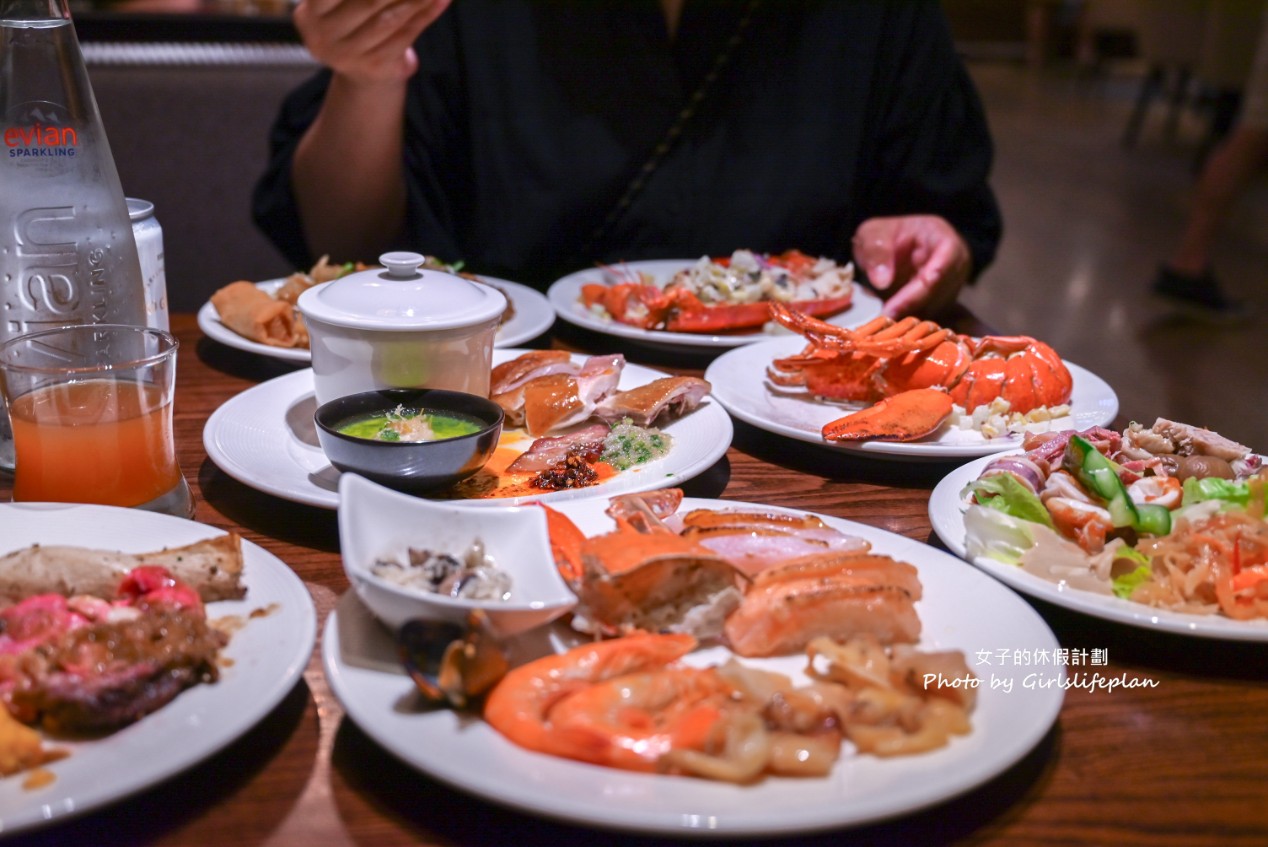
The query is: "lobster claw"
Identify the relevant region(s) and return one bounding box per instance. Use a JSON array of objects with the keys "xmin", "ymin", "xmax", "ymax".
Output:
[{"xmin": 821, "ymin": 389, "xmax": 955, "ymax": 442}]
